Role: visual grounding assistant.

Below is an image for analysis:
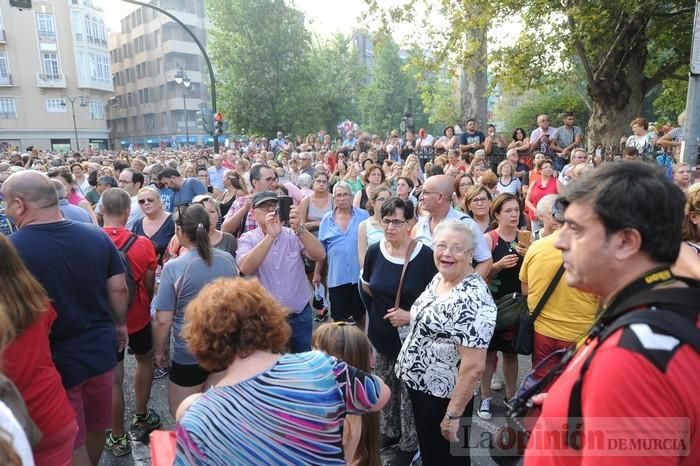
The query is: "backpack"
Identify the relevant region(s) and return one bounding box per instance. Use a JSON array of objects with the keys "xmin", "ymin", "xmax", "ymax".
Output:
[
  {"xmin": 566, "ymin": 287, "xmax": 700, "ymax": 449},
  {"xmin": 118, "ymin": 233, "xmax": 139, "ymax": 309}
]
